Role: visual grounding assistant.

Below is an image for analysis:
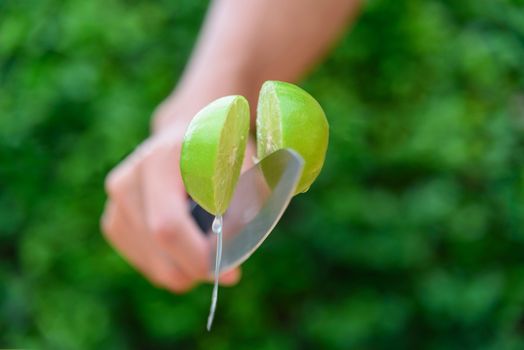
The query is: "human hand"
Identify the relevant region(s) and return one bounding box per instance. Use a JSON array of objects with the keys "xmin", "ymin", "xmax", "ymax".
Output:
[{"xmin": 101, "ymin": 116, "xmax": 254, "ymax": 293}]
